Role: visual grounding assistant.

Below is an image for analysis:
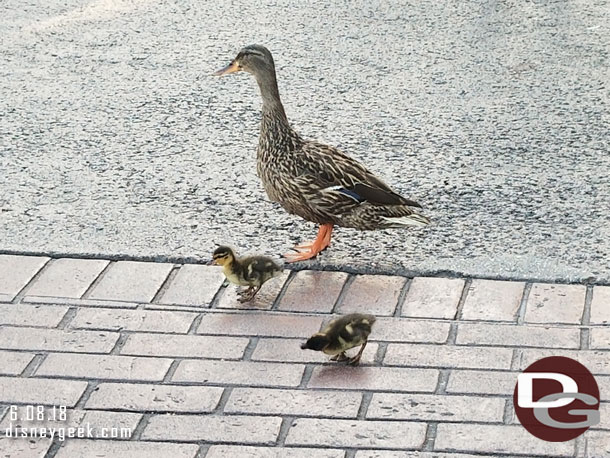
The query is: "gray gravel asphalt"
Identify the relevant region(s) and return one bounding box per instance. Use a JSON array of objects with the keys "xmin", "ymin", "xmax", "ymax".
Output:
[{"xmin": 1, "ymin": 0, "xmax": 609, "ymax": 283}]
